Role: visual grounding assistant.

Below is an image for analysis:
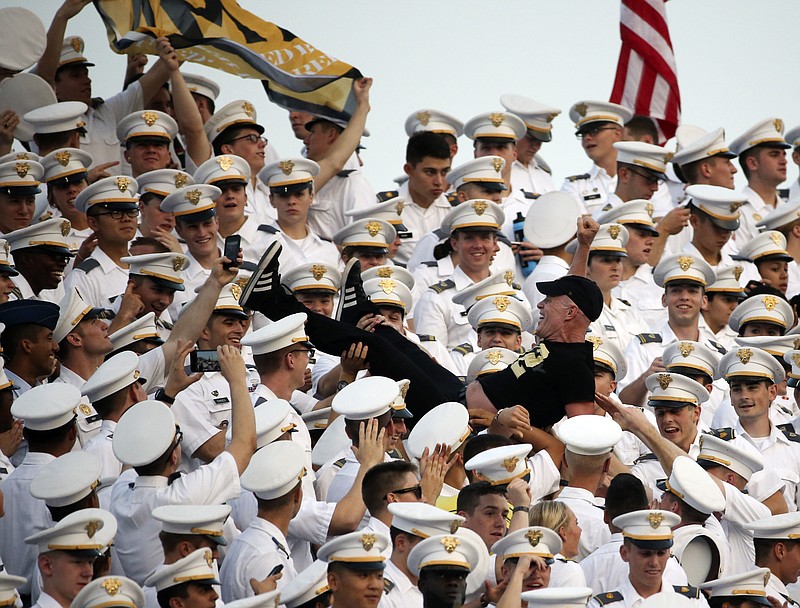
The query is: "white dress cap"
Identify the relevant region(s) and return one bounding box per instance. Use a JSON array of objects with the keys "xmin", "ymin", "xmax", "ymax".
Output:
[
  {"xmin": 198, "ymin": 282, "xmax": 247, "ymax": 319},
  {"xmin": 120, "ymin": 252, "xmax": 190, "ymax": 292},
  {"xmin": 194, "ymin": 154, "xmax": 251, "ymax": 186},
  {"xmin": 734, "ymin": 334, "xmax": 799, "ymax": 358},
  {"xmin": 283, "ymin": 262, "xmax": 341, "ymax": 293},
  {"xmin": 258, "ymin": 158, "xmax": 319, "ymax": 190},
  {"xmin": 569, "ymin": 223, "xmax": 628, "ymax": 256},
  {"xmin": 596, "ymin": 199, "xmax": 659, "ymax": 234},
  {"xmin": 587, "ymin": 335, "xmax": 627, "ymax": 382},
  {"xmin": 71, "ymin": 576, "xmax": 145, "ymax": 608},
  {"xmin": 696, "ymin": 433, "xmax": 763, "ymax": 482},
  {"xmin": 447, "ymin": 156, "xmax": 506, "ymax": 191},
  {"xmin": 241, "ymin": 439, "xmax": 305, "ymax": 500},
  {"xmin": 611, "ymin": 509, "xmax": 680, "ymax": 548},
  {"xmin": 182, "ymin": 73, "xmax": 220, "ymax": 101},
  {"xmin": 363, "ymin": 277, "xmax": 412, "ymax": 312},
  {"xmin": 672, "ymin": 126, "xmax": 735, "ymax": 170},
  {"xmin": 730, "ymin": 117, "xmax": 790, "ymax": 156},
  {"xmin": 613, "ymin": 141, "xmax": 670, "ymax": 177},
  {"xmin": 113, "ymin": 400, "xmax": 177, "ymax": 467},
  {"xmin": 24, "ymin": 101, "xmax": 88, "ymax": 135},
  {"xmin": 204, "ymin": 99, "xmax": 264, "ymax": 145},
  {"xmin": 756, "ymin": 198, "xmax": 800, "ymax": 231},
  {"xmin": 463, "ymin": 111, "xmax": 526, "ymax": 141},
  {"xmin": 645, "ymin": 372, "xmax": 710, "ymax": 407},
  {"xmin": 279, "ymin": 560, "xmax": 329, "ymax": 608},
  {"xmin": 466, "ymin": 348, "xmax": 519, "ymax": 383},
  {"xmin": 0, "ymin": 74, "xmax": 57, "ymax": 143},
  {"xmin": 11, "ymin": 384, "xmax": 80, "ymax": 431},
  {"xmin": 785, "ymin": 124, "xmax": 800, "ymax": 149},
  {"xmin": 152, "ymin": 504, "xmax": 231, "ymax": 545},
  {"xmin": 108, "ymin": 312, "xmax": 163, "ymax": 352},
  {"xmin": 491, "ymin": 526, "xmax": 562, "ymax": 560},
  {"xmin": 250, "ymin": 398, "xmax": 296, "ymax": 449},
  {"xmin": 346, "ymin": 197, "xmax": 409, "ymax": 230},
  {"xmin": 143, "ymin": 548, "xmax": 219, "ymax": 592},
  {"xmin": 160, "ymin": 184, "xmax": 220, "ymax": 221},
  {"xmin": 406, "ymin": 532, "xmax": 483, "ymax": 576},
  {"xmin": 223, "ymin": 592, "xmax": 280, "ymax": 608},
  {"xmin": 698, "ymin": 567, "xmax": 772, "ymax": 604},
  {"xmin": 41, "ymin": 148, "xmax": 92, "ymax": 184},
  {"xmin": 519, "ymin": 587, "xmax": 594, "ymax": 608},
  {"xmin": 719, "ymin": 346, "xmax": 785, "ymax": 384},
  {"xmin": 6, "ymin": 217, "xmax": 72, "ymax": 255},
  {"xmin": 738, "ymin": 230, "xmax": 792, "ymax": 263},
  {"xmin": 81, "ymin": 350, "xmax": 141, "ymax": 403},
  {"xmin": 523, "ymin": 191, "xmax": 581, "ymax": 248},
  {"xmin": 317, "ymin": 530, "xmax": 389, "ymax": 568},
  {"xmin": 301, "ymin": 407, "xmax": 331, "ymax": 432},
  {"xmin": 500, "ymin": 94, "xmax": 560, "ymax": 142},
  {"xmin": 706, "ymin": 265, "xmax": 746, "ymax": 296},
  {"xmin": 240, "ymin": 311, "xmax": 310, "ymax": 356},
  {"xmin": 116, "ymin": 110, "xmax": 178, "ymax": 143},
  {"xmin": 54, "ymin": 286, "xmax": 110, "ymax": 344},
  {"xmin": 440, "ymin": 199, "xmax": 504, "ymax": 235},
  {"xmin": 30, "ymin": 451, "xmax": 101, "ymax": 508},
  {"xmin": 727, "ymin": 294, "xmax": 793, "ymax": 333},
  {"xmin": 0, "ymin": 572, "xmax": 30, "ymax": 608},
  {"xmin": 387, "ymin": 502, "xmax": 466, "ymax": 538},
  {"xmin": 24, "ymin": 507, "xmax": 116, "ymax": 555},
  {"xmin": 785, "ymin": 349, "xmax": 800, "ymax": 387},
  {"xmin": 662, "ymin": 340, "xmax": 722, "ymax": 380},
  {"xmin": 558, "ymin": 414, "xmax": 622, "ymax": 456},
  {"xmin": 744, "ymin": 511, "xmax": 800, "ymax": 540},
  {"xmin": 59, "ymin": 36, "xmax": 94, "ymax": 68},
  {"xmin": 568, "ymin": 100, "xmax": 633, "ymax": 131},
  {"xmin": 0, "ymin": 8, "xmax": 45, "ymax": 71},
  {"xmin": 467, "ymin": 292, "xmax": 532, "ymax": 332},
  {"xmin": 361, "ymin": 265, "xmax": 414, "ymax": 290},
  {"xmin": 464, "ymin": 443, "xmax": 532, "ymax": 485},
  {"xmin": 332, "ymin": 218, "xmax": 396, "ymax": 250},
  {"xmin": 74, "ymin": 175, "xmax": 139, "ymax": 214},
  {"xmin": 310, "ymin": 415, "xmax": 348, "ymax": 468},
  {"xmin": 332, "ymin": 375, "xmax": 398, "ymax": 420},
  {"xmin": 137, "ymin": 169, "xmax": 194, "ymax": 197},
  {"xmin": 406, "ymin": 401, "xmax": 470, "ymax": 459},
  {"xmin": 658, "ymin": 455, "xmax": 725, "ymax": 515},
  {"xmin": 405, "ymin": 109, "xmax": 464, "ymax": 138},
  {"xmin": 0, "ymin": 151, "xmax": 40, "ymax": 164},
  {"xmin": 451, "ymin": 271, "xmax": 518, "ymax": 311},
  {"xmin": 652, "ymin": 253, "xmax": 715, "ymax": 288},
  {"xmin": 685, "ymin": 184, "xmax": 746, "ymax": 231},
  {"xmin": 0, "ymin": 159, "xmax": 44, "ymax": 194}
]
